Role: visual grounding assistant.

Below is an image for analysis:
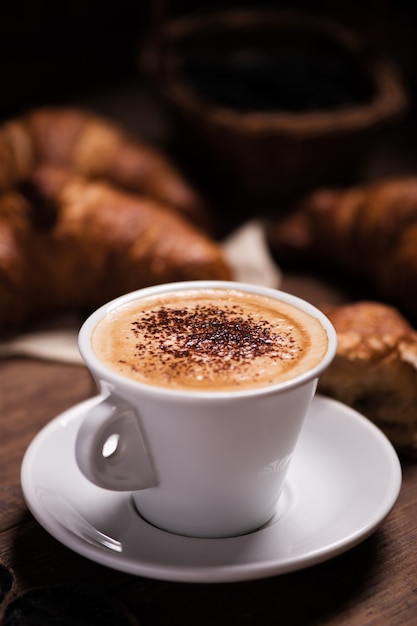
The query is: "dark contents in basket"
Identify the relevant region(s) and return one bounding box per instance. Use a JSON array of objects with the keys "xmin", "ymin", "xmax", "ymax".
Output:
[{"xmin": 181, "ymin": 49, "xmax": 373, "ymax": 112}]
